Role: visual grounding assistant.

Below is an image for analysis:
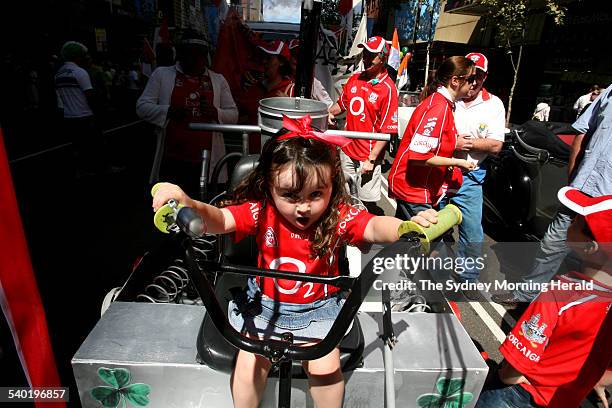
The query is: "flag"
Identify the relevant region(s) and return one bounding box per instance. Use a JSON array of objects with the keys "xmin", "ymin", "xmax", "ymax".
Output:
[
  {"xmin": 153, "ymin": 17, "xmax": 174, "ymax": 67},
  {"xmin": 388, "ymin": 28, "xmax": 401, "ymax": 71},
  {"xmin": 0, "ymin": 129, "xmax": 65, "ymax": 408},
  {"xmin": 142, "ymin": 37, "xmax": 155, "ymax": 64},
  {"xmin": 158, "ymin": 17, "xmax": 170, "ymax": 45},
  {"xmin": 212, "ymin": 9, "xmax": 263, "ymax": 96},
  {"xmin": 397, "ymin": 52, "xmax": 412, "ymax": 90},
  {"xmin": 348, "ymin": 11, "xmax": 368, "ymax": 59}
]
